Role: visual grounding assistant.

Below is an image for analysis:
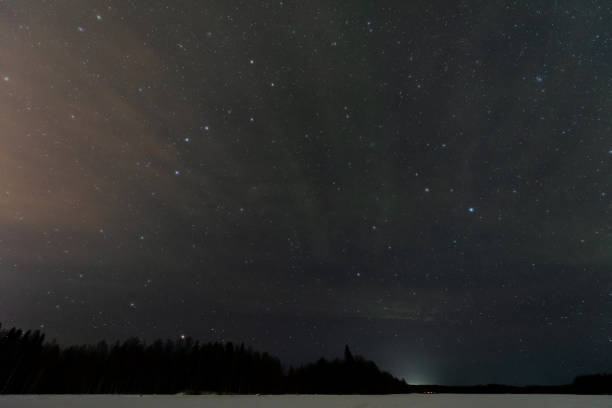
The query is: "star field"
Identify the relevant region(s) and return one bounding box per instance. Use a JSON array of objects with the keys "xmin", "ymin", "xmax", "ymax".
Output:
[{"xmin": 0, "ymin": 0, "xmax": 611, "ymax": 386}]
